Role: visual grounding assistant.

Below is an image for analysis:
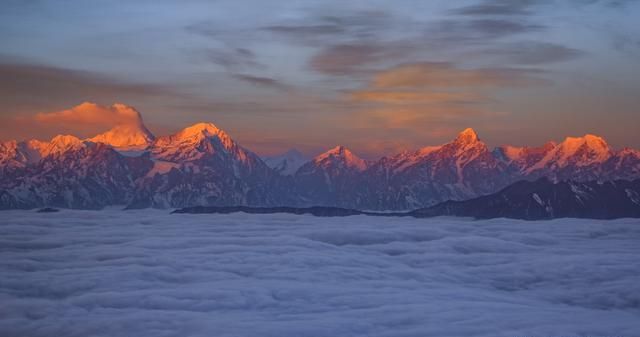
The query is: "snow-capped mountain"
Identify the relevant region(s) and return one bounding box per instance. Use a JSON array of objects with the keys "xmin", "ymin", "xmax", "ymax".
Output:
[
  {"xmin": 0, "ymin": 136, "xmax": 84, "ymax": 174},
  {"xmin": 354, "ymin": 128, "xmax": 511, "ymax": 210},
  {"xmin": 522, "ymin": 134, "xmax": 613, "ymax": 180},
  {"xmin": 493, "ymin": 134, "xmax": 633, "ymax": 182},
  {"xmin": 0, "ymin": 141, "xmax": 152, "ymax": 209},
  {"xmin": 128, "ymin": 122, "xmax": 291, "ymax": 209},
  {"xmin": 293, "ymin": 146, "xmax": 369, "ymax": 207},
  {"xmin": 263, "ymin": 149, "xmax": 308, "ymax": 176},
  {"xmin": 603, "ymin": 148, "xmax": 640, "ymax": 180},
  {"xmin": 1, "ymin": 102, "xmax": 640, "ymax": 211}
]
